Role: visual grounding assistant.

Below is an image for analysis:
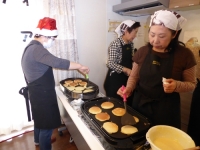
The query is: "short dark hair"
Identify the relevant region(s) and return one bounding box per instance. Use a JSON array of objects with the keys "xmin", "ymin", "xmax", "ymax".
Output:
[
  {"xmin": 126, "ymin": 22, "xmax": 141, "ymax": 33},
  {"xmin": 148, "ymin": 29, "xmax": 184, "ymax": 53}
]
